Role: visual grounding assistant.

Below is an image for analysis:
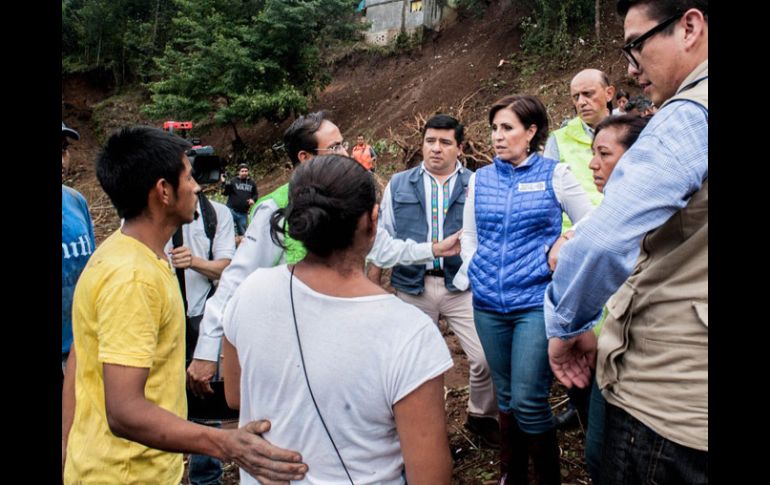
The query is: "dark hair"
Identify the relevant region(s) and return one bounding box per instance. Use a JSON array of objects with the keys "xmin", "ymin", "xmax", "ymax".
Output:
[
  {"xmin": 488, "ymin": 95, "xmax": 549, "ymax": 153},
  {"xmin": 270, "ymin": 155, "xmax": 376, "ymax": 257},
  {"xmin": 617, "ymin": 0, "xmax": 707, "ymax": 22},
  {"xmin": 599, "ymin": 71, "xmax": 614, "ymax": 112},
  {"xmin": 96, "ymin": 126, "xmax": 191, "ymax": 220},
  {"xmin": 237, "ymin": 163, "xmax": 249, "ymax": 171},
  {"xmin": 423, "ymin": 114, "xmax": 464, "ymax": 145},
  {"xmin": 616, "ymin": 89, "xmax": 629, "ymax": 100},
  {"xmin": 625, "ymin": 95, "xmax": 653, "ymax": 112},
  {"xmin": 593, "ymin": 114, "xmax": 651, "ymax": 151},
  {"xmin": 283, "ymin": 111, "xmax": 330, "ymax": 167}
]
